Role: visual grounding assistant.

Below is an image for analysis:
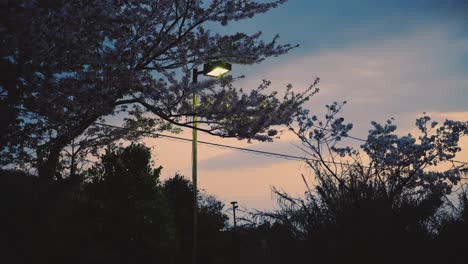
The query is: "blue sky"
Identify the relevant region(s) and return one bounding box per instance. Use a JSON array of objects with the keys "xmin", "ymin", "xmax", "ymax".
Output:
[
  {"xmin": 149, "ymin": 0, "xmax": 468, "ymax": 211},
  {"xmin": 223, "ymin": 0, "xmax": 468, "ymax": 53}
]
